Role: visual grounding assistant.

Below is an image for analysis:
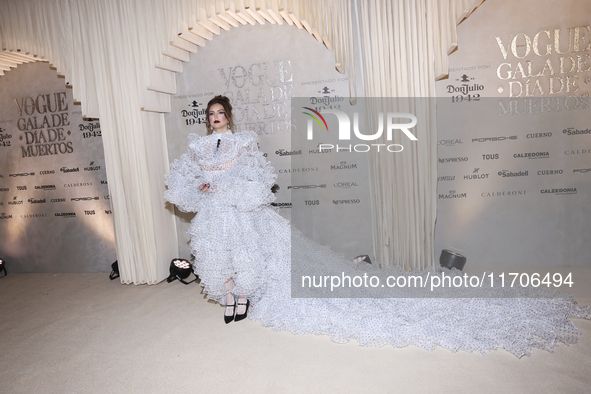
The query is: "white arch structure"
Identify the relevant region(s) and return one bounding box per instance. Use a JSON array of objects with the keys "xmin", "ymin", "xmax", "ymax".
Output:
[{"xmin": 0, "ymin": 0, "xmax": 484, "ymax": 283}]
